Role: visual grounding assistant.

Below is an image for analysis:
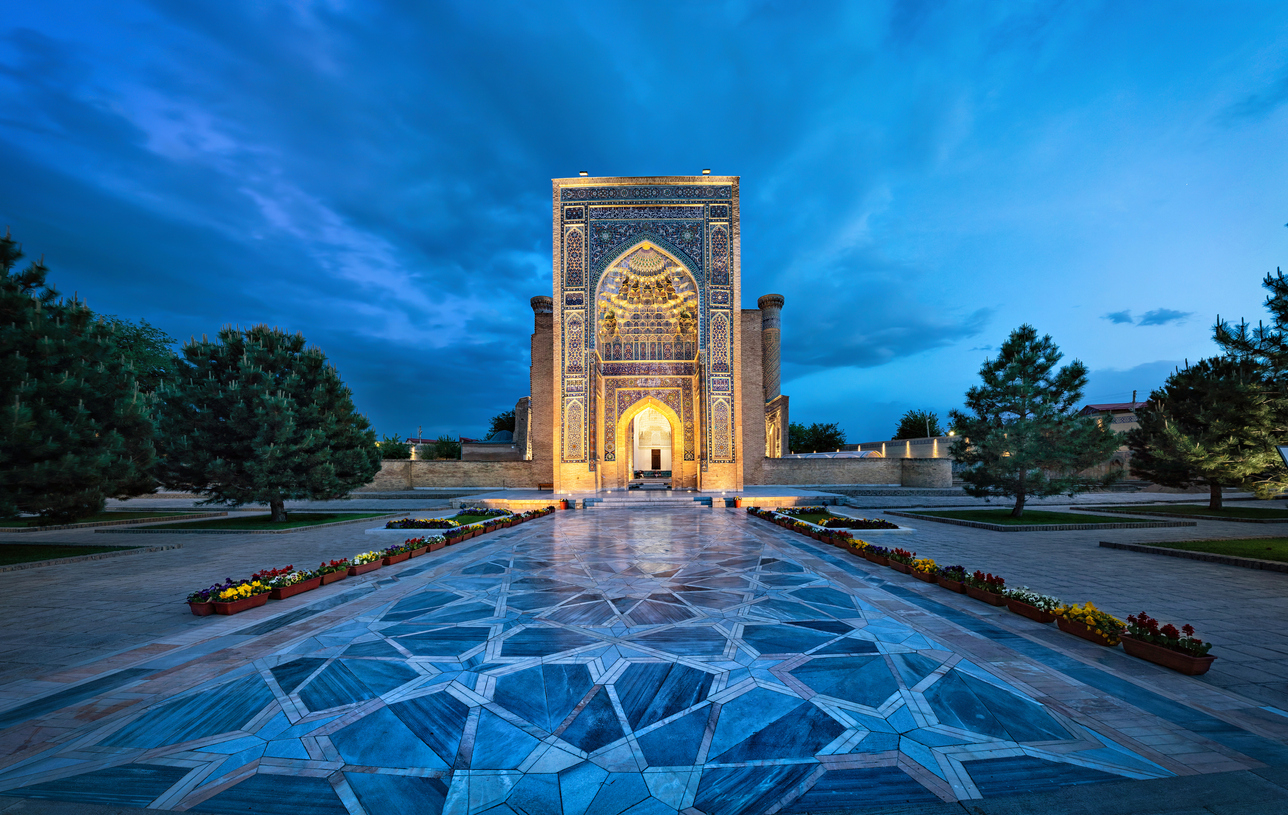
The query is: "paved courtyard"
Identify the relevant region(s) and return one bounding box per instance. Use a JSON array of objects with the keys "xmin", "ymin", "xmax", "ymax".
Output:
[{"xmin": 1, "ymin": 507, "xmax": 1287, "ymax": 814}]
